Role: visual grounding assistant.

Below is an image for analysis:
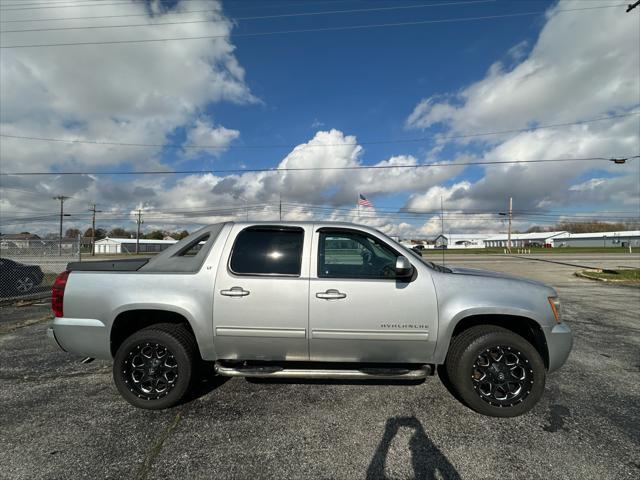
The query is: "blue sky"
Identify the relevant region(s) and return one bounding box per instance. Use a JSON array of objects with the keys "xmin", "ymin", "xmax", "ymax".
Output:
[
  {"xmin": 1, "ymin": 0, "xmax": 638, "ymax": 236},
  {"xmin": 173, "ymin": 0, "xmax": 547, "ymax": 175}
]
